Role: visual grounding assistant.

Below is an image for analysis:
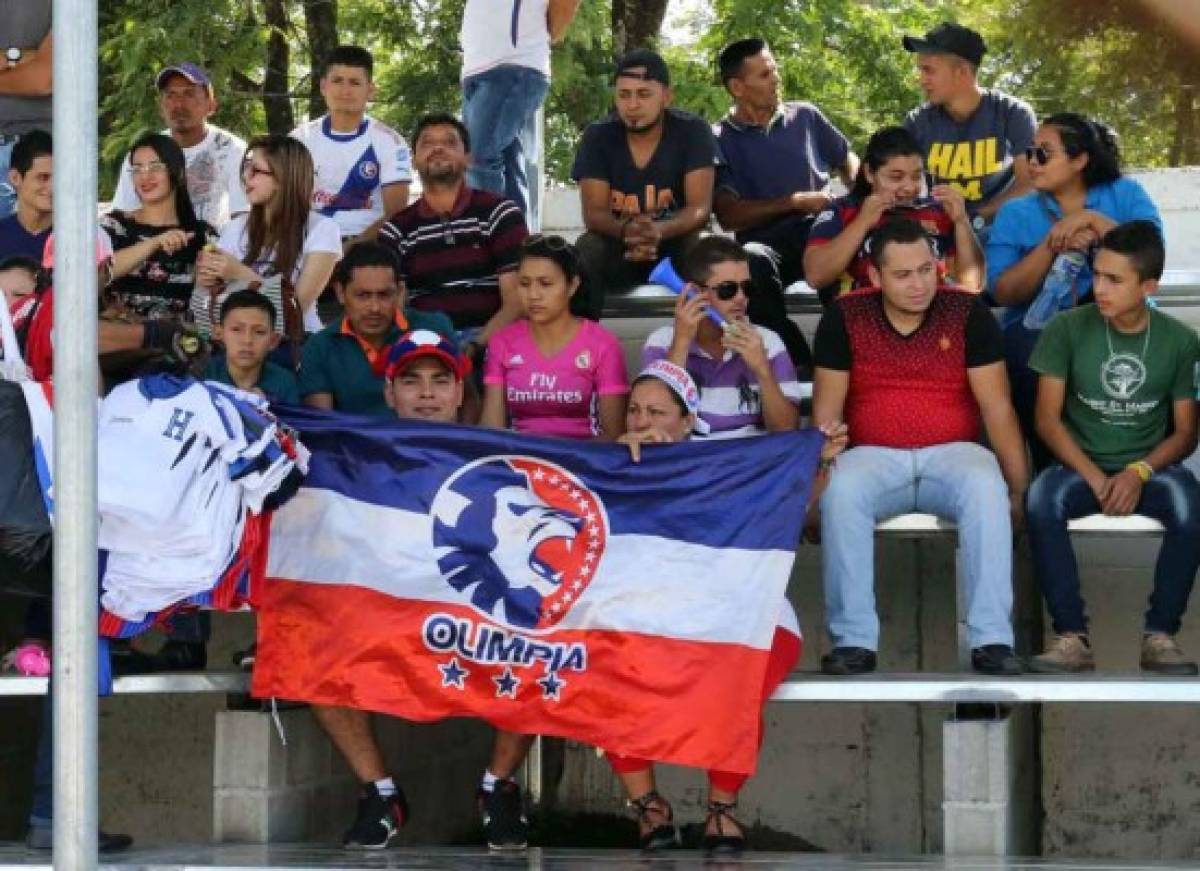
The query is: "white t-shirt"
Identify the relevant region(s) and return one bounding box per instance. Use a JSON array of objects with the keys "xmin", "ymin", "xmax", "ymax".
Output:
[
  {"xmin": 112, "ymin": 125, "xmax": 249, "ymax": 230},
  {"xmin": 291, "ymin": 115, "xmax": 414, "ymax": 238},
  {"xmin": 461, "ymin": 0, "xmax": 551, "ymax": 79},
  {"xmin": 189, "ymin": 211, "xmax": 341, "ymax": 334}
]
